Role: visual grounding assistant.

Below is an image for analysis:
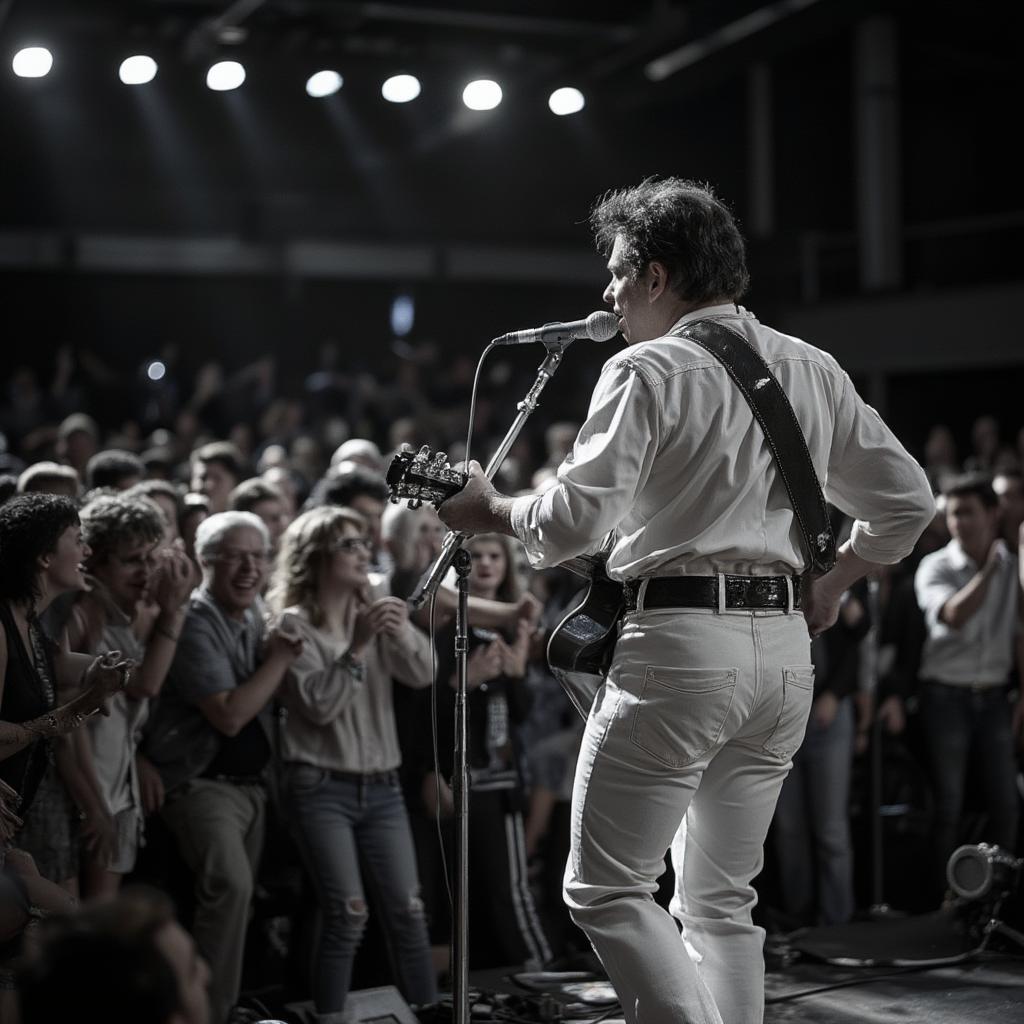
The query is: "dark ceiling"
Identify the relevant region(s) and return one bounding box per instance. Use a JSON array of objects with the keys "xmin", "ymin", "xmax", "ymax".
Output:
[
  {"xmin": 0, "ymin": 0, "xmax": 1020, "ymax": 385},
  {"xmin": 2, "ymin": 0, "xmax": 966, "ymax": 243},
  {"xmin": 1, "ymin": 0, "xmax": 1019, "ymax": 241}
]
